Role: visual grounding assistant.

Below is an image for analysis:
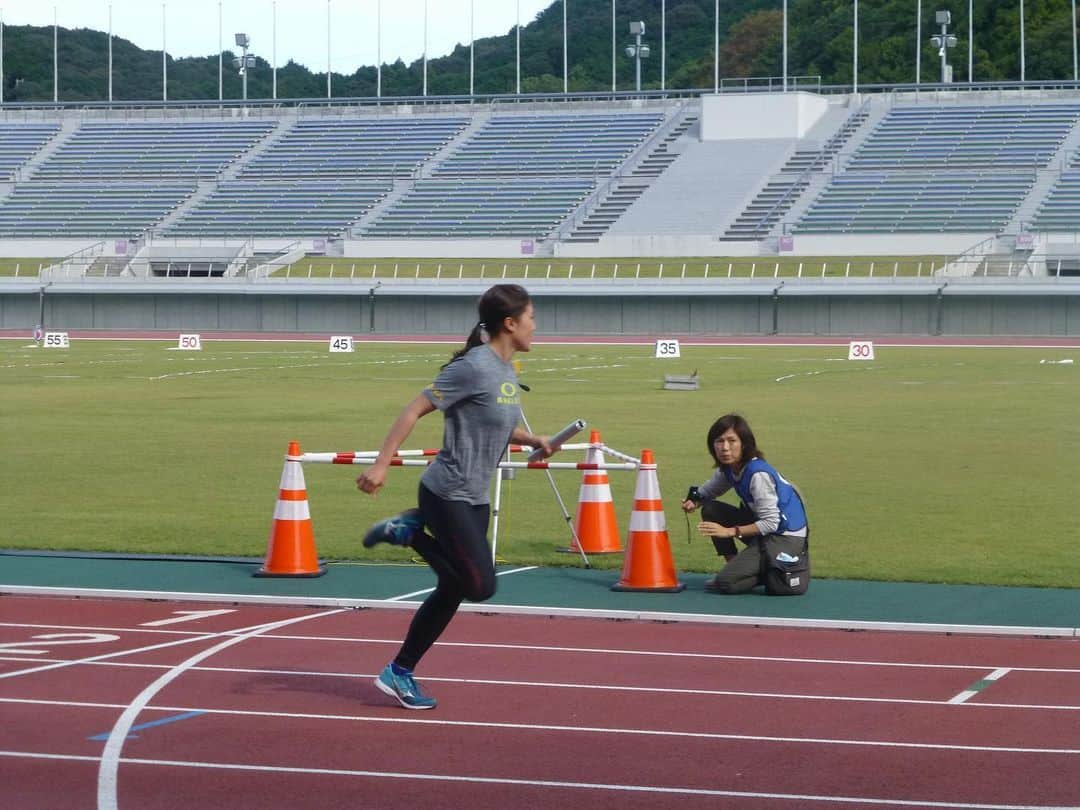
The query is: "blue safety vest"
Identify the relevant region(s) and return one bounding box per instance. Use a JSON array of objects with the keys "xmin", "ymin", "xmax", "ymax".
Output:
[{"xmin": 722, "ymin": 458, "xmax": 807, "ymax": 535}]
